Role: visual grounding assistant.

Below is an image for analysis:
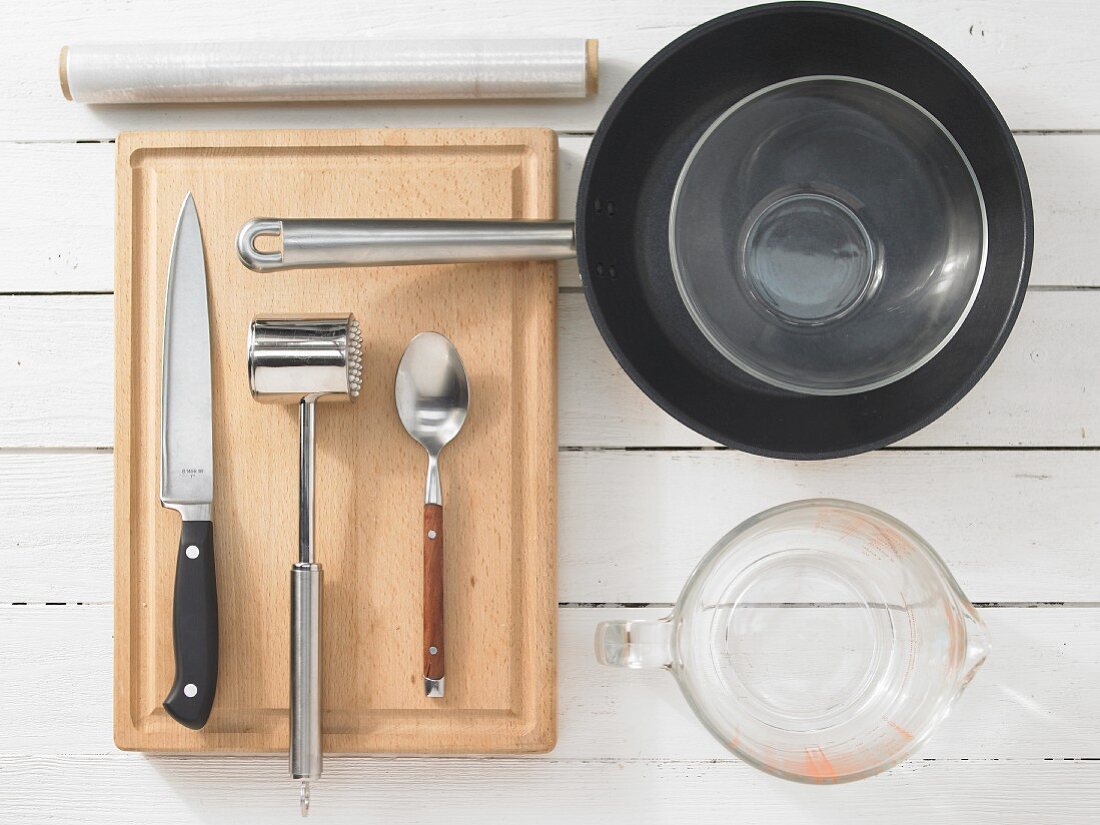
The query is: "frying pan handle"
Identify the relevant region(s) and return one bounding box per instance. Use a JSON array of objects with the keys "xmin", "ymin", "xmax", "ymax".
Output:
[{"xmin": 237, "ymin": 218, "xmax": 577, "ymax": 272}]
